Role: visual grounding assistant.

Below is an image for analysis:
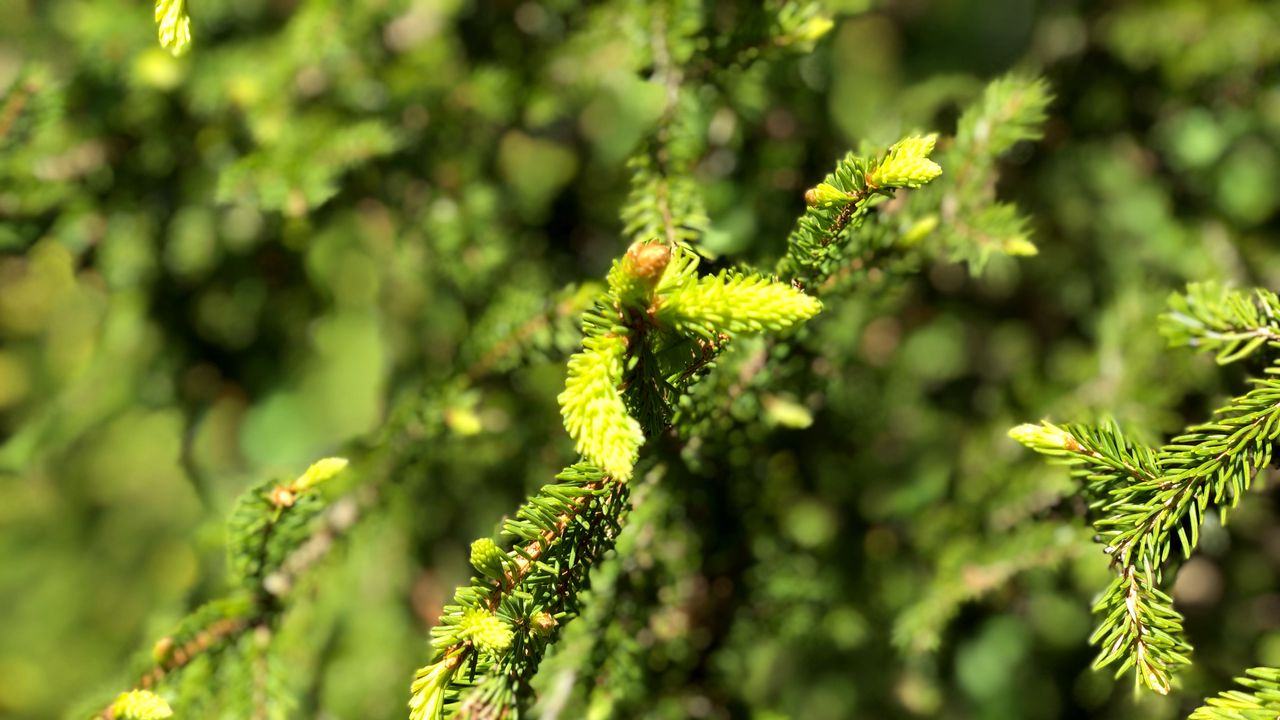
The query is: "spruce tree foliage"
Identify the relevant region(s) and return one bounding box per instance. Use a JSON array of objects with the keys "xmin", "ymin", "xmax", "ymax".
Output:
[
  {"xmin": 402, "ymin": 18, "xmax": 1011, "ymax": 714},
  {"xmin": 406, "ymin": 116, "xmax": 967, "ymax": 714},
  {"xmin": 109, "ymin": 691, "xmax": 173, "ymax": 720},
  {"xmin": 88, "ymin": 457, "xmax": 351, "ymax": 719},
  {"xmin": 154, "ymin": 0, "xmax": 192, "ymax": 56},
  {"xmin": 1190, "ymin": 667, "xmax": 1280, "ymax": 720},
  {"xmin": 560, "ymin": 242, "xmax": 821, "ymax": 480},
  {"xmin": 396, "ymin": 62, "xmax": 1061, "ymax": 719},
  {"xmin": 87, "ymin": 3, "xmax": 1046, "ymax": 719},
  {"xmin": 1014, "ymin": 283, "xmax": 1280, "ymax": 702},
  {"xmin": 8, "ymin": 1, "xmax": 1280, "ymax": 719}
]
